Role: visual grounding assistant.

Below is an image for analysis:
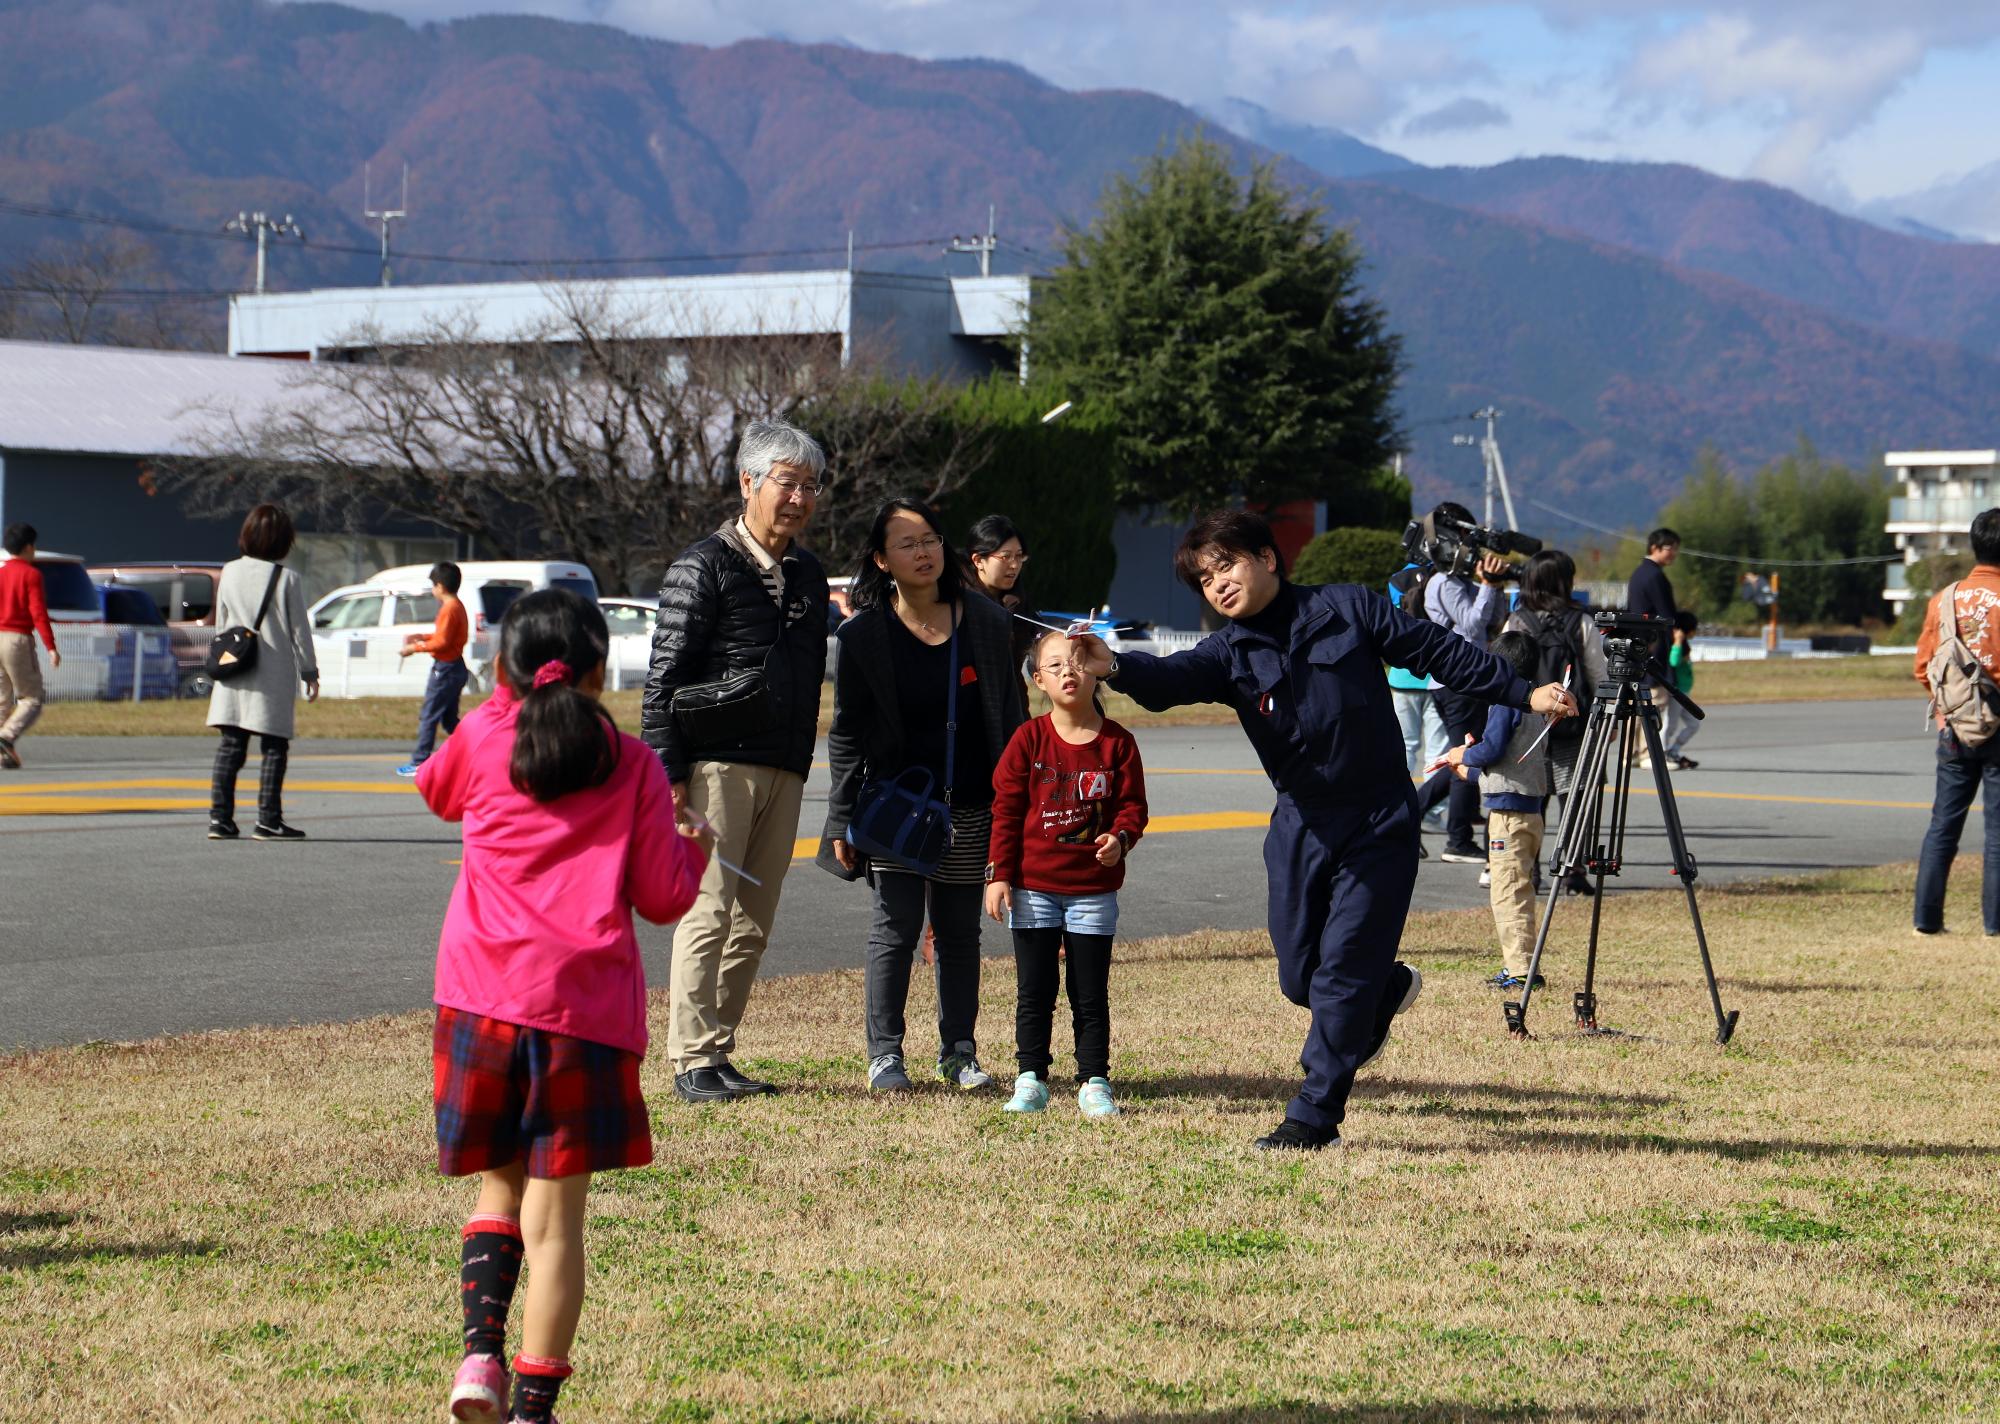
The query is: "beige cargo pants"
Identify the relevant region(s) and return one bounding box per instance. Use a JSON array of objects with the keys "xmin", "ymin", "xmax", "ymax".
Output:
[
  {"xmin": 1486, "ymin": 808, "xmax": 1546, "ymax": 978},
  {"xmin": 0, "ymin": 632, "xmax": 47, "ymax": 744}
]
